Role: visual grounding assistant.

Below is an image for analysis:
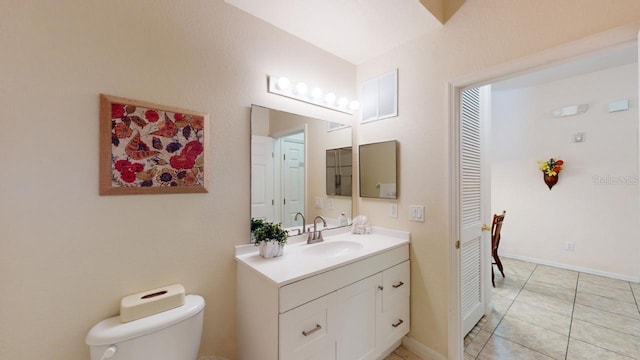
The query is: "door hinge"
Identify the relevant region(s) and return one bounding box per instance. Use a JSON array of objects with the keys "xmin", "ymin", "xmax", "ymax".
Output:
[
  {"xmin": 271, "ymin": 199, "xmax": 274, "ymax": 206},
  {"xmin": 283, "ymin": 198, "xmax": 286, "ymax": 205},
  {"xmin": 455, "ymin": 240, "xmax": 460, "ymax": 249}
]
